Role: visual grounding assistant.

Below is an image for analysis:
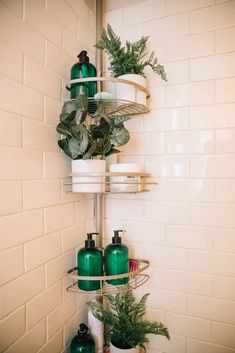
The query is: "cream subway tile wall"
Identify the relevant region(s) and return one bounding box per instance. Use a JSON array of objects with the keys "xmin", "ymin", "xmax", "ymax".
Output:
[
  {"xmin": 105, "ymin": 0, "xmax": 235, "ymax": 352},
  {"xmin": 0, "ymin": 0, "xmax": 95, "ymax": 352}
]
